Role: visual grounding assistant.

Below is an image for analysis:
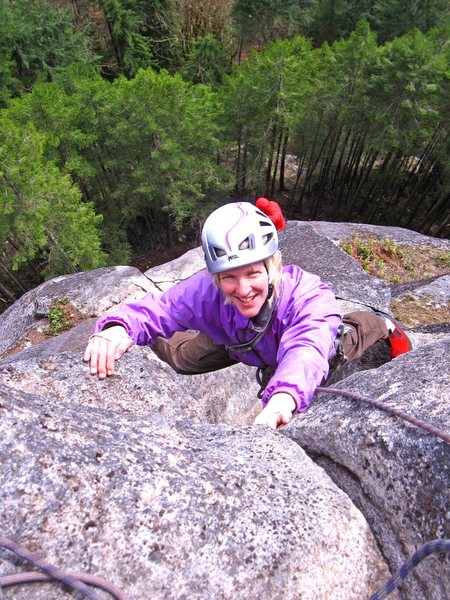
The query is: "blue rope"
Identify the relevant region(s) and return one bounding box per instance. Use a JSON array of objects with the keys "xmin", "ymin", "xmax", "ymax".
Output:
[{"xmin": 368, "ymin": 539, "xmax": 450, "ymax": 600}]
